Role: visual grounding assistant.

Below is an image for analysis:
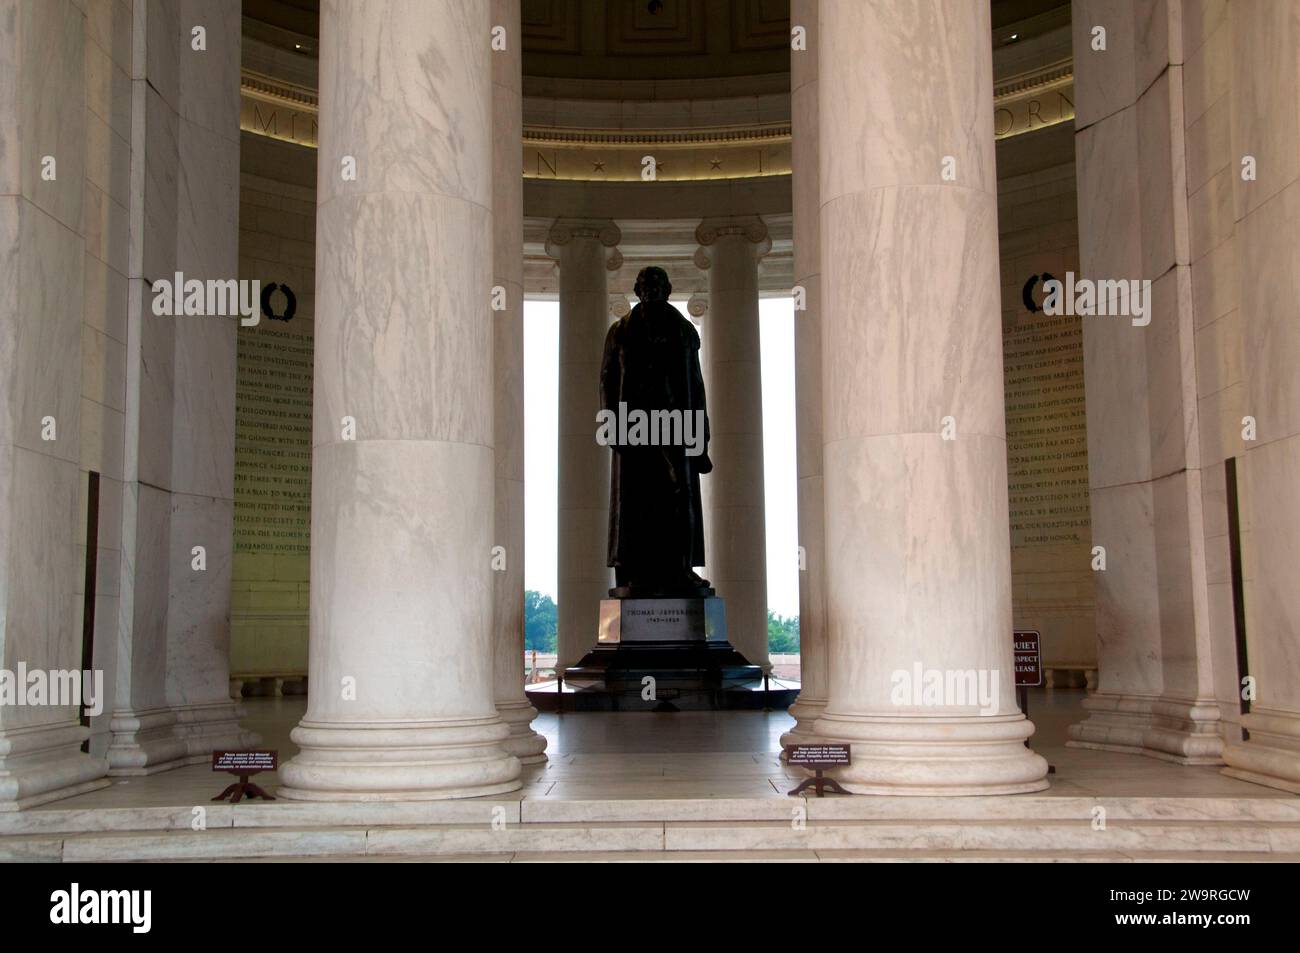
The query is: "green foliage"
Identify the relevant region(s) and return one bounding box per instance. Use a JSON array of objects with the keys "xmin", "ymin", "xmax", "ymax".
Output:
[
  {"xmin": 767, "ymin": 610, "xmax": 800, "ymax": 654},
  {"xmin": 524, "ymin": 594, "xmax": 797, "ymax": 655},
  {"xmin": 524, "ymin": 590, "xmax": 558, "ymax": 653}
]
